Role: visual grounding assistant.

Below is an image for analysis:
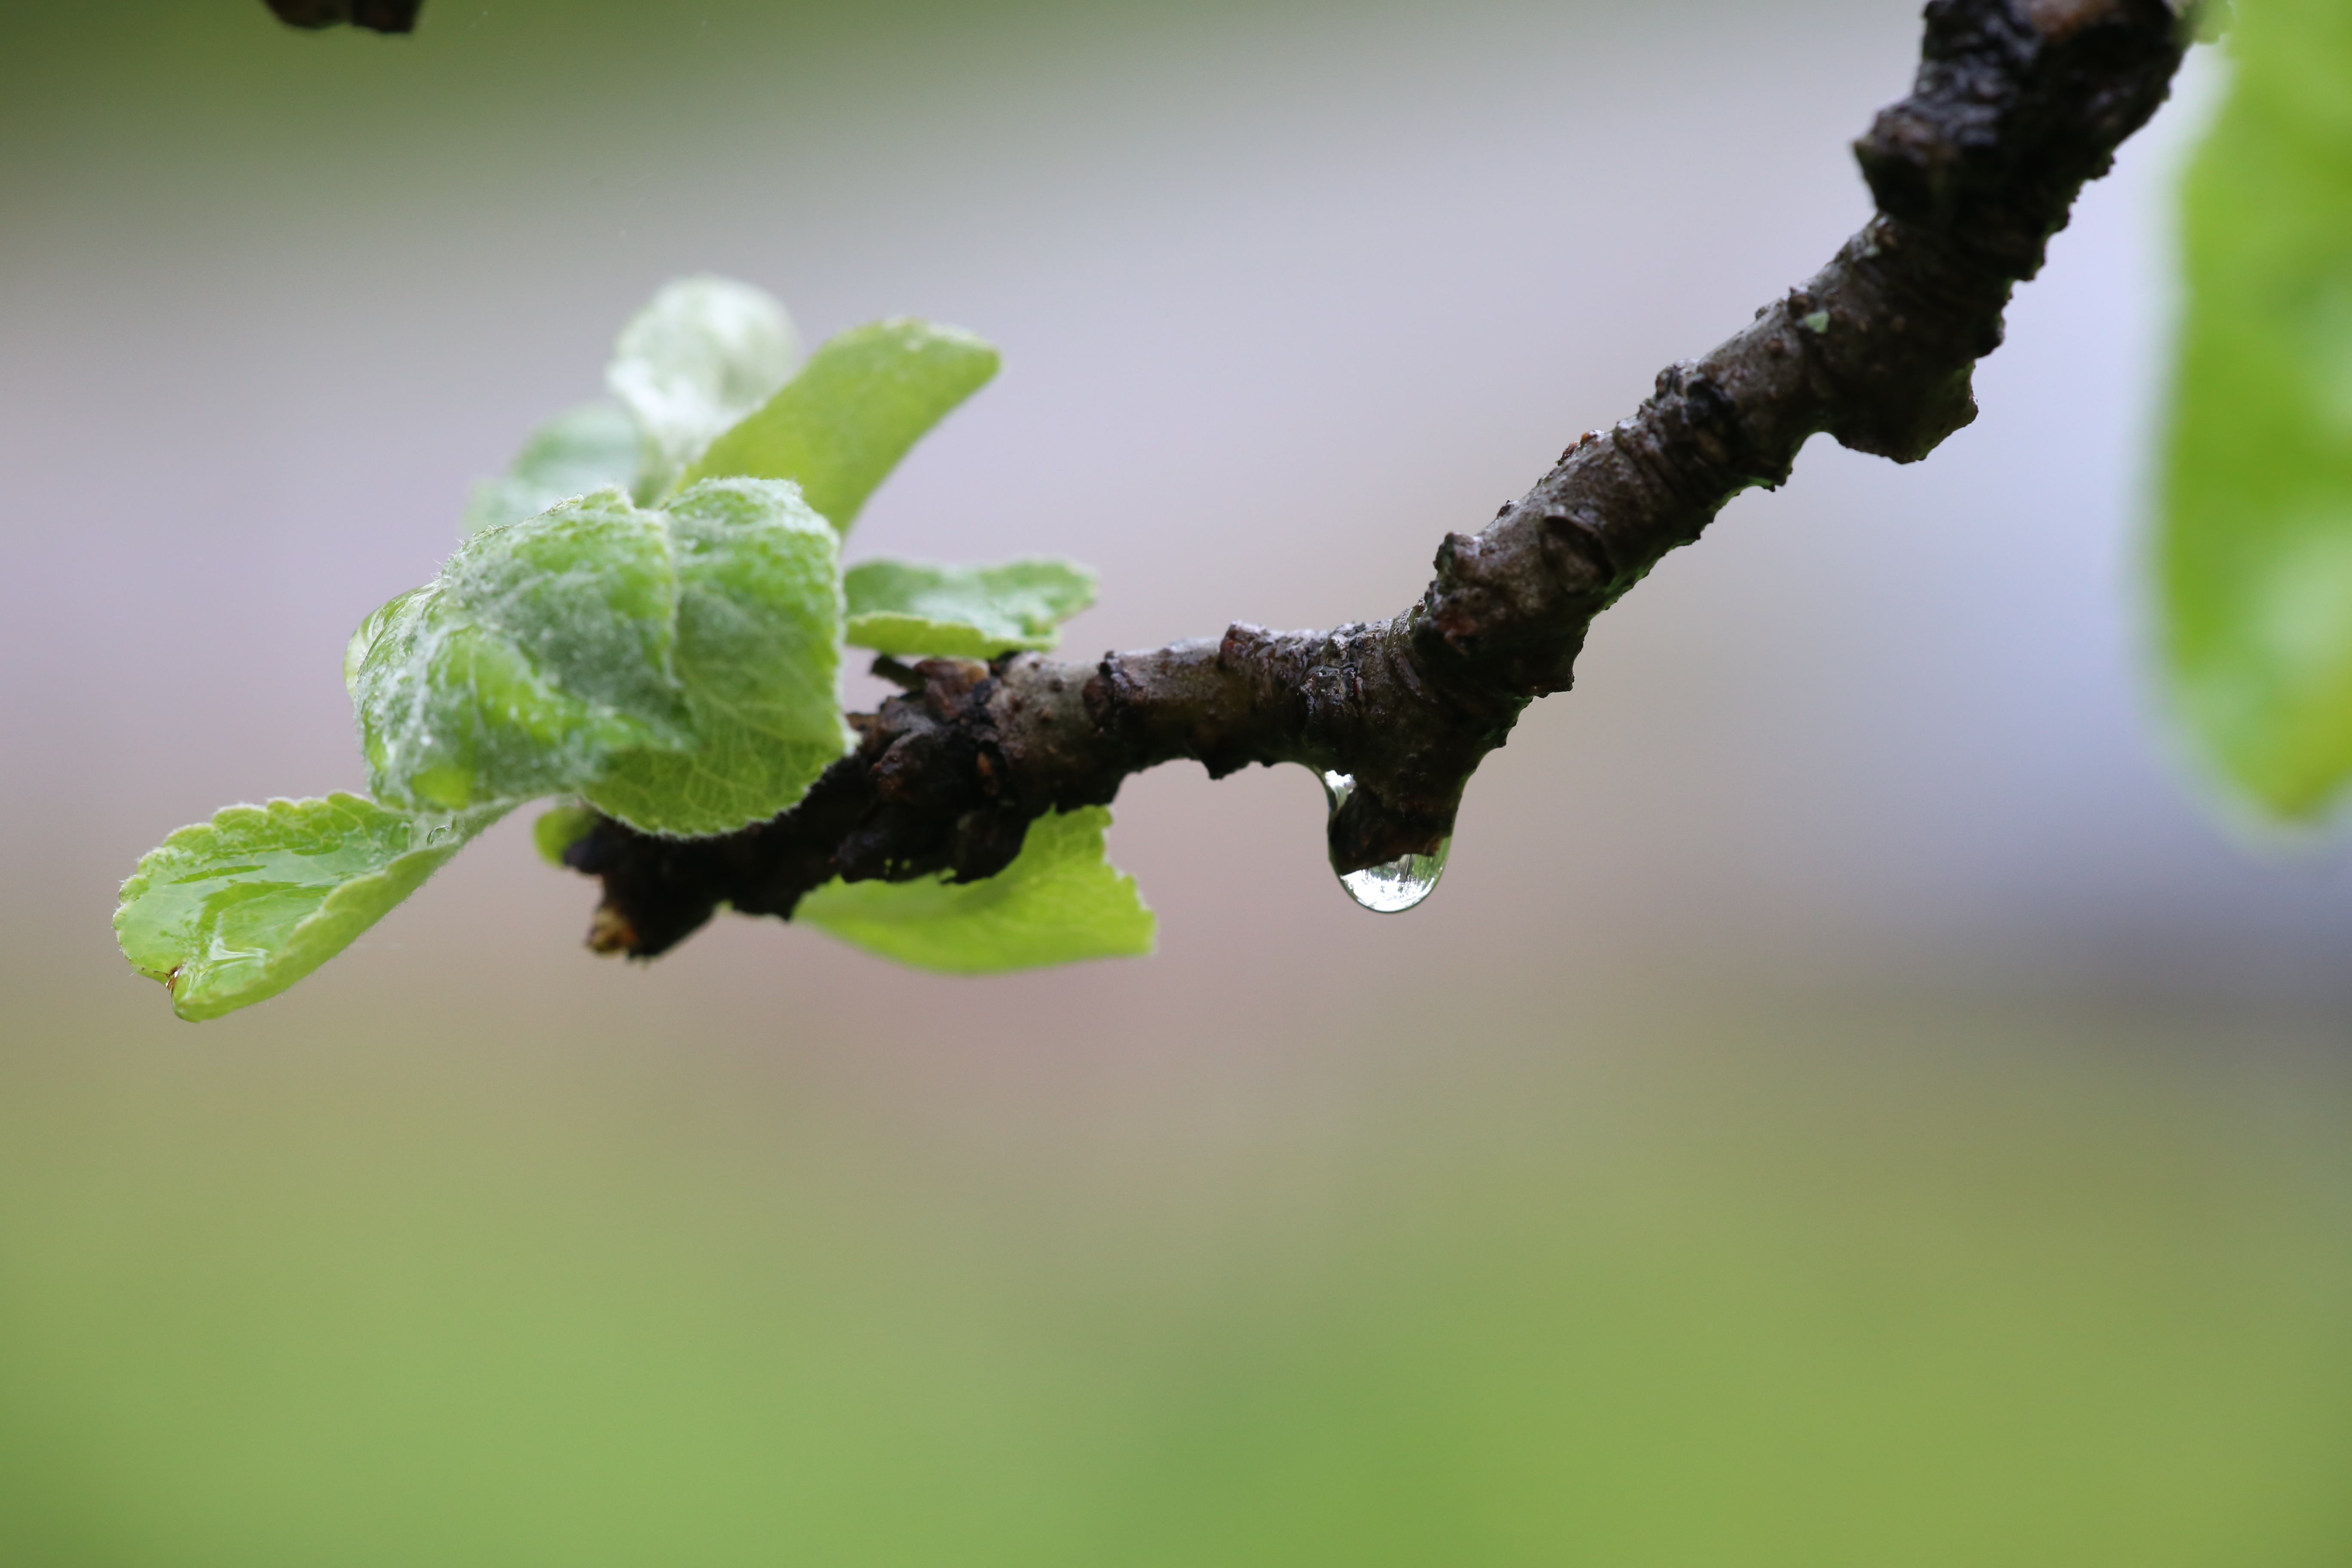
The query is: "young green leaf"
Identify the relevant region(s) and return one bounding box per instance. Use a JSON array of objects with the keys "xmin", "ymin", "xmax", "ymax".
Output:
[
  {"xmin": 349, "ymin": 489, "xmax": 691, "ymax": 813},
  {"xmin": 462, "ymin": 401, "xmax": 644, "ymax": 536},
  {"xmin": 681, "ymin": 318, "xmax": 998, "ymax": 535},
  {"xmin": 533, "ymin": 801, "xmax": 600, "ymax": 867},
  {"xmin": 843, "ymin": 557, "xmax": 1097, "ymax": 658},
  {"xmin": 608, "ymin": 276, "xmax": 802, "ymax": 503},
  {"xmin": 2162, "ymin": 0, "xmax": 2352, "ymax": 819},
  {"xmin": 580, "ymin": 478, "xmax": 856, "ymax": 836},
  {"xmin": 793, "ymin": 806, "xmax": 1155, "ymax": 973},
  {"xmin": 115, "ymin": 794, "xmax": 505, "ymax": 1022},
  {"xmin": 349, "ymin": 477, "xmax": 851, "ymax": 835}
]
